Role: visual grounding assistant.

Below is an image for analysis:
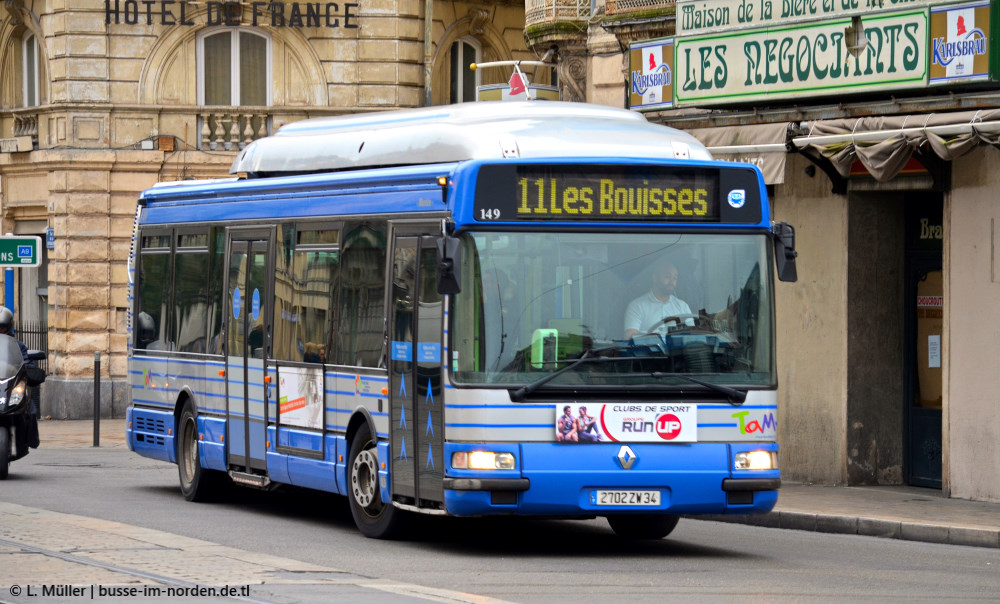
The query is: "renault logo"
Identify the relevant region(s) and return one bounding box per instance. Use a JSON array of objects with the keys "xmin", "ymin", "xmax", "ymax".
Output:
[{"xmin": 616, "ymin": 445, "xmax": 637, "ymax": 469}]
